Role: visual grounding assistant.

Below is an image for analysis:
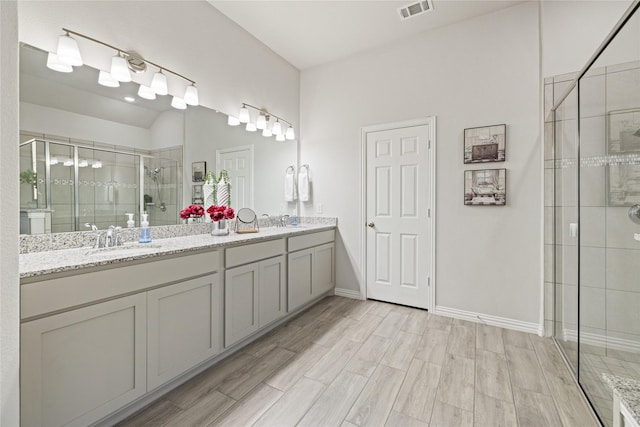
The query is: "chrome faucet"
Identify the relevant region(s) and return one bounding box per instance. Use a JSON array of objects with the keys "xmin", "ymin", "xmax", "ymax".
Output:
[
  {"xmin": 261, "ymin": 214, "xmax": 272, "ymax": 227},
  {"xmin": 106, "ymin": 225, "xmax": 122, "ymax": 248},
  {"xmin": 85, "ymin": 223, "xmax": 102, "ymax": 248},
  {"xmin": 278, "ymin": 214, "xmax": 290, "ymax": 227}
]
